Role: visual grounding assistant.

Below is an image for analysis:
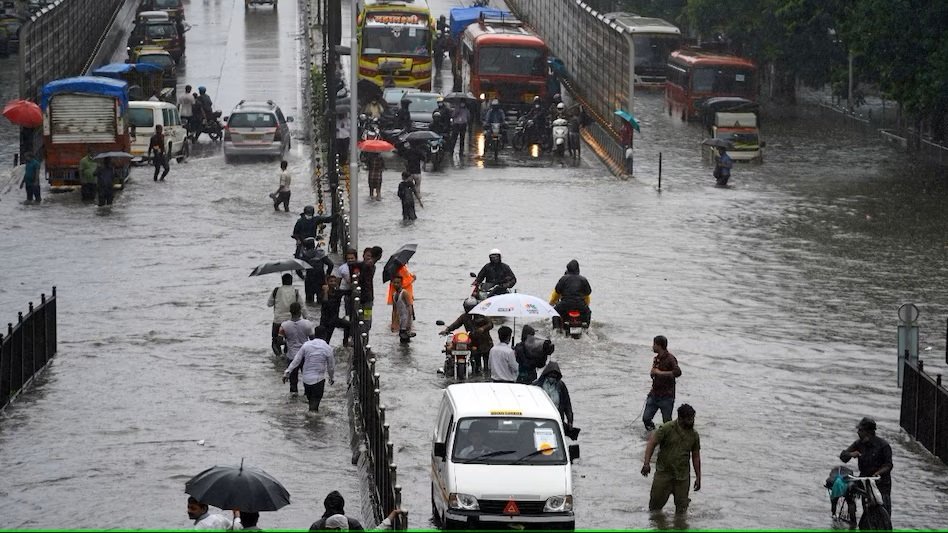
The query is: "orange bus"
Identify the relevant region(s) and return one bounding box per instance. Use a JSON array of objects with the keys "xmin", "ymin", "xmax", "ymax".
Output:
[
  {"xmin": 459, "ymin": 12, "xmax": 549, "ymax": 112},
  {"xmin": 665, "ymin": 49, "xmax": 757, "ymax": 121}
]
